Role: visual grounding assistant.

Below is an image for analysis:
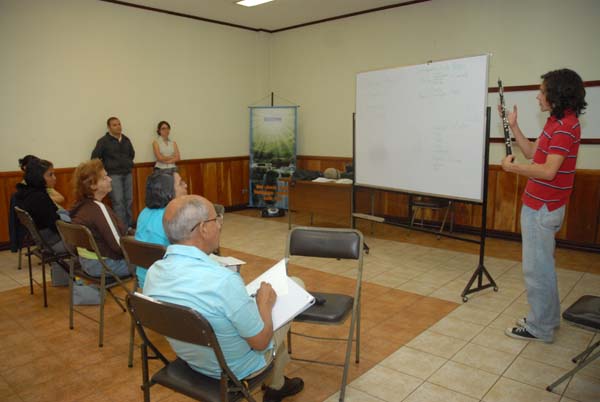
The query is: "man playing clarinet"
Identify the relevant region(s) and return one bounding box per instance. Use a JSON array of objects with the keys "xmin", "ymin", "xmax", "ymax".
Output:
[{"xmin": 500, "ymin": 69, "xmax": 587, "ymax": 343}]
